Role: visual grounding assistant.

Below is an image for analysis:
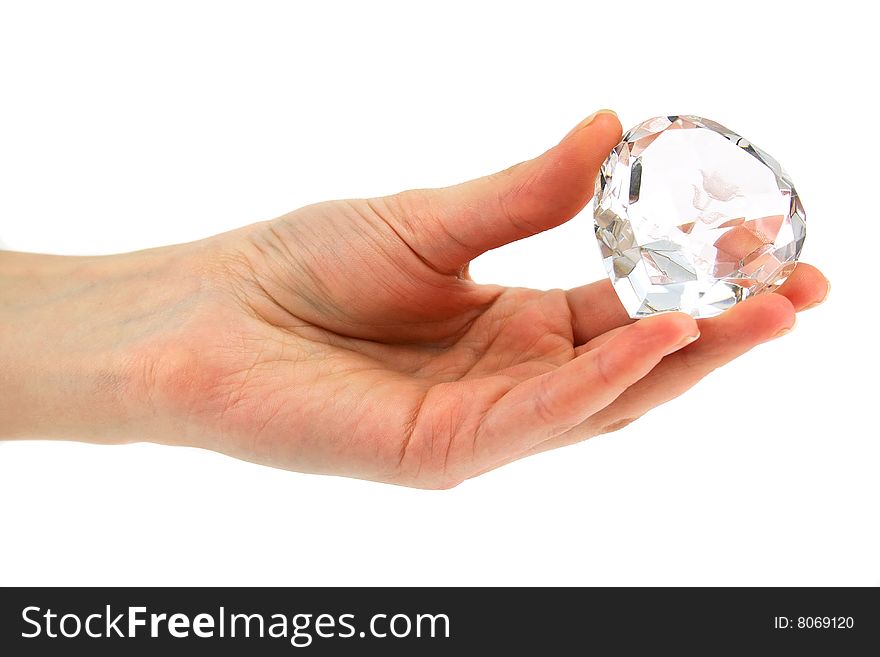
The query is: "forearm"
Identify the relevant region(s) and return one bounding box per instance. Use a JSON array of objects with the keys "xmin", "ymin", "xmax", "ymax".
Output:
[{"xmin": 0, "ymin": 248, "xmax": 200, "ymax": 443}]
